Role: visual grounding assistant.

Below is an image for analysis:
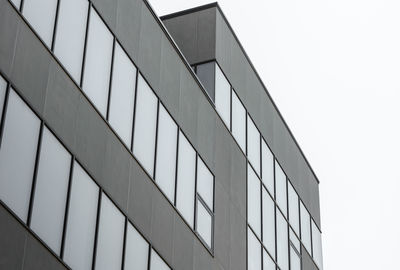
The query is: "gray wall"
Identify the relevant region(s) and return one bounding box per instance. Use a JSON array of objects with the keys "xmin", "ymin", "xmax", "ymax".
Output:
[
  {"xmin": 162, "ymin": 5, "xmax": 321, "ymax": 228},
  {"xmin": 0, "ymin": 0, "xmax": 248, "ymax": 269}
]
